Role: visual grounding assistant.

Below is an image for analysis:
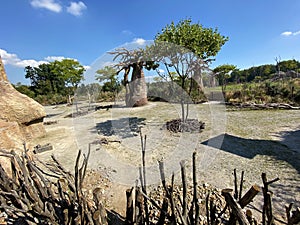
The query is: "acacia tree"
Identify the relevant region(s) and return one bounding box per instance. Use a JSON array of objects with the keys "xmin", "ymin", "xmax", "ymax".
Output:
[
  {"xmin": 152, "ymin": 19, "xmax": 228, "ymax": 123},
  {"xmin": 96, "ymin": 66, "xmax": 120, "ymax": 92},
  {"xmin": 213, "ymin": 64, "xmax": 236, "ymax": 95},
  {"xmin": 110, "ymin": 48, "xmax": 158, "ymax": 107}
]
